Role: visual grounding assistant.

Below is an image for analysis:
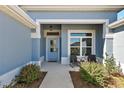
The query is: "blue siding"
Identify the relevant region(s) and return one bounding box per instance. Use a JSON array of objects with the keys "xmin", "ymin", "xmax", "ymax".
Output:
[
  {"xmin": 61, "ymin": 24, "xmax": 104, "ymax": 58},
  {"xmin": 40, "ymin": 25, "xmax": 46, "ymax": 57},
  {"xmin": 95, "ymin": 25, "xmax": 104, "ymax": 58},
  {"xmin": 0, "ymin": 12, "xmax": 32, "ymax": 75},
  {"xmin": 32, "ymin": 38, "xmax": 40, "ymax": 61},
  {"xmin": 61, "ymin": 25, "xmax": 68, "ymax": 57},
  {"xmin": 27, "ymin": 11, "xmax": 117, "ymax": 23}
]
